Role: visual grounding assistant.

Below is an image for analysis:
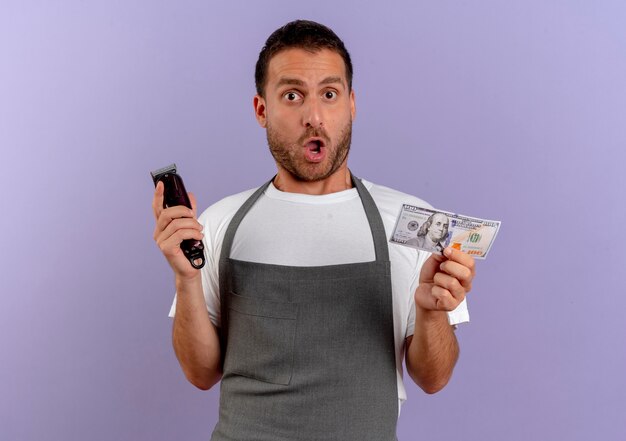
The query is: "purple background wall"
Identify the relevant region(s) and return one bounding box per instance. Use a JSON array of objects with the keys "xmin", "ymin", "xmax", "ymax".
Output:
[{"xmin": 1, "ymin": 1, "xmax": 625, "ymax": 440}]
